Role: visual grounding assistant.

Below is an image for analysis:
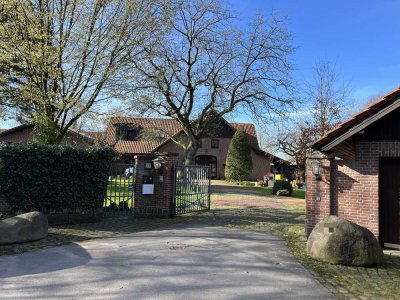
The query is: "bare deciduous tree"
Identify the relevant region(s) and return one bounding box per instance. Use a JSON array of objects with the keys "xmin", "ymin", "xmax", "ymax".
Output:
[
  {"xmin": 277, "ymin": 124, "xmax": 317, "ymax": 181},
  {"xmin": 305, "ymin": 60, "xmax": 351, "ymax": 136},
  {"xmin": 0, "ymin": 0, "xmax": 158, "ymax": 144},
  {"xmin": 277, "ymin": 60, "xmax": 351, "ymax": 180},
  {"xmin": 123, "ymin": 0, "xmax": 295, "ymax": 164}
]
